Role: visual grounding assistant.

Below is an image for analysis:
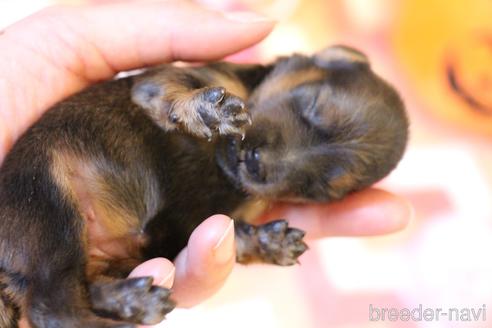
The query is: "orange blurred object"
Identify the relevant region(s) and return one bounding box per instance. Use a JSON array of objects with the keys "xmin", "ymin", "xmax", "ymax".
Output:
[{"xmin": 391, "ymin": 0, "xmax": 492, "ymax": 137}]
